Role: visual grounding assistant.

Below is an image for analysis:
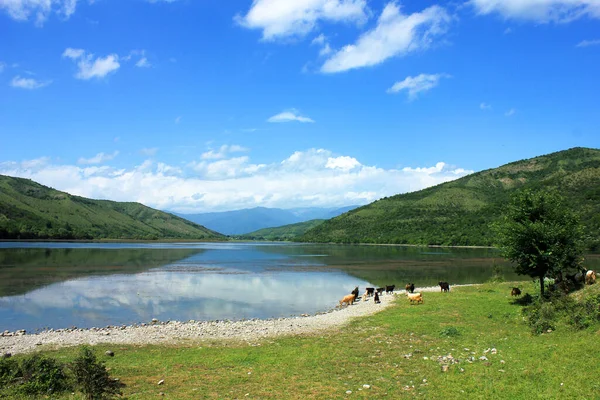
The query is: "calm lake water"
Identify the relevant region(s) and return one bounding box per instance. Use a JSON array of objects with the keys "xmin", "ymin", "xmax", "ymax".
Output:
[{"xmin": 1, "ymin": 242, "xmax": 598, "ymax": 332}]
